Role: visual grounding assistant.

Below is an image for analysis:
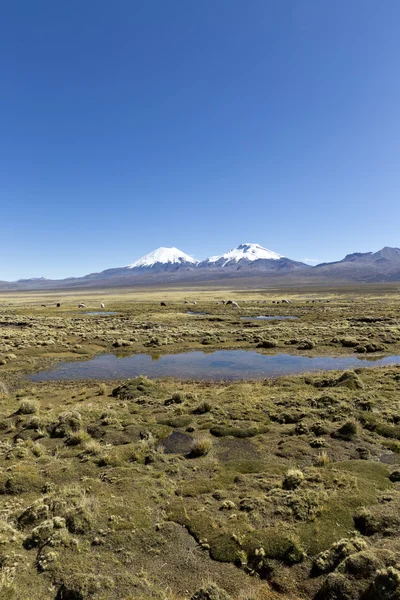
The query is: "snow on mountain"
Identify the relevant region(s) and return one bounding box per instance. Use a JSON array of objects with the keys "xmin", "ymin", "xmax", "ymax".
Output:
[
  {"xmin": 199, "ymin": 243, "xmax": 283, "ymax": 267},
  {"xmin": 127, "ymin": 247, "xmax": 198, "ymax": 270}
]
